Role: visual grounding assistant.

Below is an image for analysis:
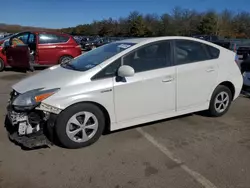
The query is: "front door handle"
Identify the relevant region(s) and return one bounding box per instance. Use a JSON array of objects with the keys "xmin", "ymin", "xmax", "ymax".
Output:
[
  {"xmin": 162, "ymin": 76, "xmax": 174, "ymax": 82},
  {"xmin": 206, "ymin": 67, "xmax": 215, "ymax": 72}
]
